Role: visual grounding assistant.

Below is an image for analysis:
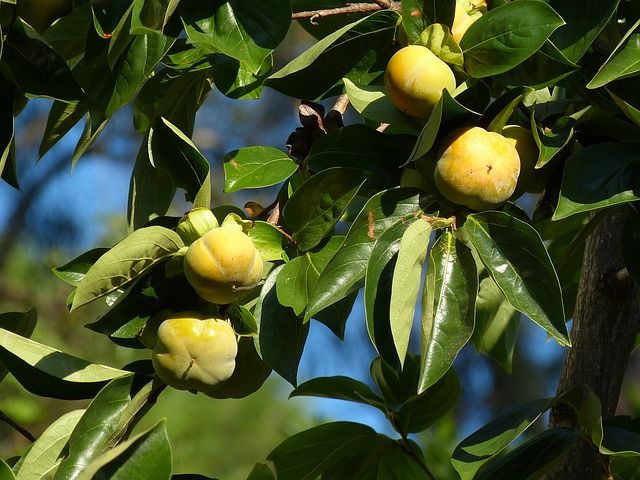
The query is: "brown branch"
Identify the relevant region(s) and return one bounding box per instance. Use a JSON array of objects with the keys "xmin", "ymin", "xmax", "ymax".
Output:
[
  {"xmin": 292, "ymin": 1, "xmax": 401, "ymax": 24},
  {"xmin": 1, "ymin": 409, "xmax": 36, "ymax": 442}
]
